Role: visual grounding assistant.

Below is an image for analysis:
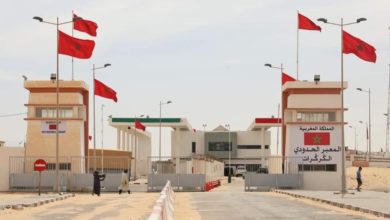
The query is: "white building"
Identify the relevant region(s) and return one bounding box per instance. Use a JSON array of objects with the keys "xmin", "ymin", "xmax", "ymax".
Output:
[{"xmin": 283, "ymin": 79, "xmax": 347, "ymax": 190}]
